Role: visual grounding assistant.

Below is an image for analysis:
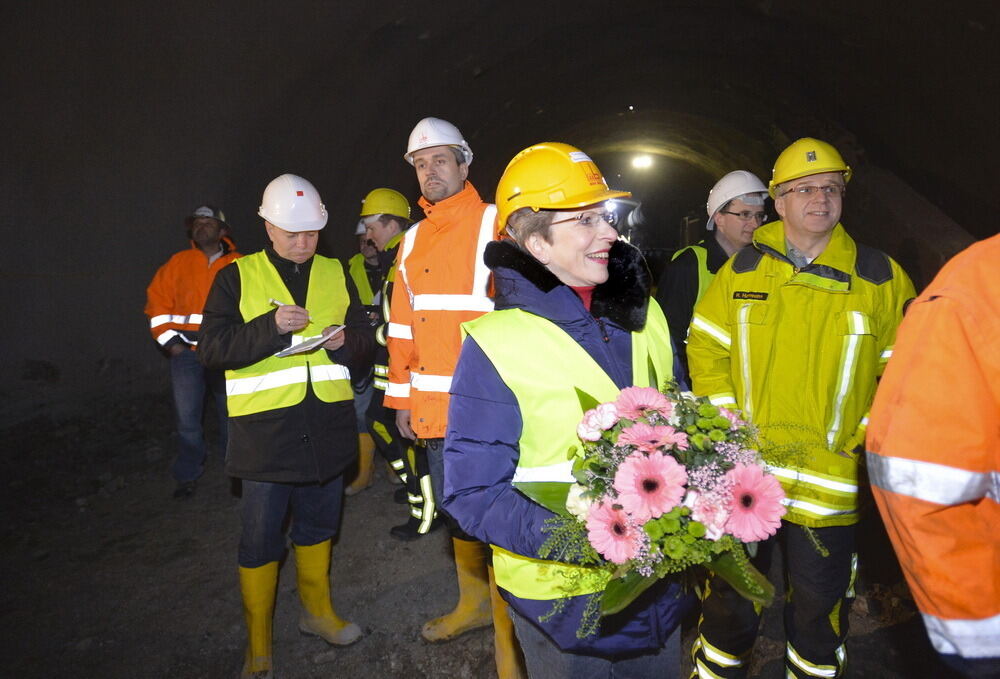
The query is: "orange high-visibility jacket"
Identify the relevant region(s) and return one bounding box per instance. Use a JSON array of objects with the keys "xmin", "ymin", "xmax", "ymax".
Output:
[
  {"xmin": 384, "ymin": 182, "xmax": 497, "ymax": 439},
  {"xmin": 867, "ymin": 233, "xmax": 1000, "ymax": 661},
  {"xmin": 145, "ymin": 238, "xmax": 241, "ymax": 350}
]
